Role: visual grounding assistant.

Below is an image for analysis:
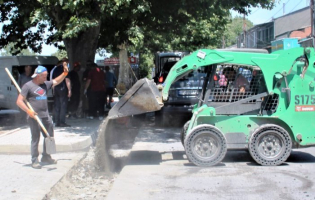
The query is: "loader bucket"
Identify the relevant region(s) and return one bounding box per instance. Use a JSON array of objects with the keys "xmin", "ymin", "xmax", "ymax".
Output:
[{"xmin": 108, "ymin": 78, "xmax": 163, "ymax": 119}]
